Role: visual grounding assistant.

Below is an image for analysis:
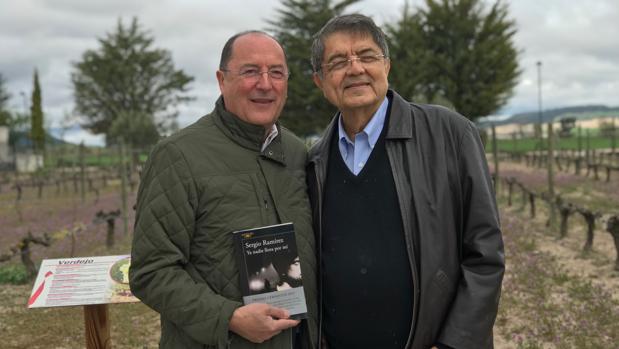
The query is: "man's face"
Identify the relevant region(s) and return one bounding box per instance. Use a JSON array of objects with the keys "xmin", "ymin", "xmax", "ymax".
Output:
[
  {"xmin": 217, "ymin": 34, "xmax": 288, "ymax": 128},
  {"xmin": 313, "ymin": 32, "xmax": 390, "ymax": 116}
]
